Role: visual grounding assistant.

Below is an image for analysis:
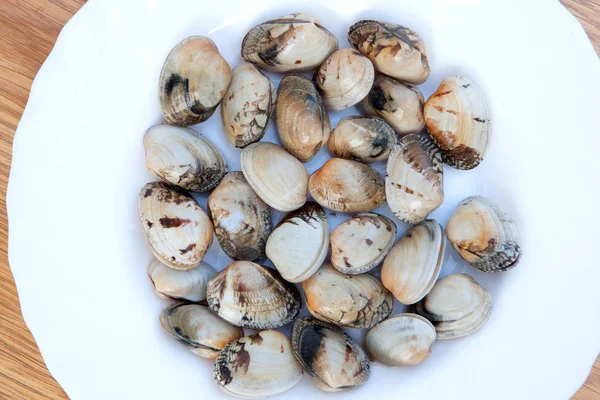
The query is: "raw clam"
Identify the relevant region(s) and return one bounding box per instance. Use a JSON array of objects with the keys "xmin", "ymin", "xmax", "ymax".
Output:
[
  {"xmin": 348, "ymin": 20, "xmax": 430, "ymax": 84},
  {"xmin": 241, "ymin": 13, "xmax": 339, "ymax": 72},
  {"xmin": 148, "ymin": 259, "xmax": 216, "ymax": 302},
  {"xmin": 308, "ymin": 158, "xmax": 385, "ymax": 212},
  {"xmin": 328, "ymin": 116, "xmax": 396, "ymax": 163},
  {"xmin": 424, "ymin": 76, "xmax": 489, "ymax": 170},
  {"xmin": 159, "ymin": 36, "xmax": 232, "ymax": 126},
  {"xmin": 207, "ymin": 172, "xmax": 271, "ymax": 262},
  {"xmin": 241, "ymin": 142, "xmax": 309, "ymax": 212},
  {"xmin": 139, "ymin": 182, "xmax": 214, "ymax": 270},
  {"xmin": 385, "ymin": 134, "xmax": 444, "ymax": 224},
  {"xmin": 159, "ymin": 303, "xmax": 243, "ymax": 358},
  {"xmin": 414, "ymin": 273, "xmax": 492, "ymax": 339},
  {"xmin": 314, "ymin": 48, "xmax": 374, "ymax": 111},
  {"xmin": 206, "ymin": 261, "xmax": 301, "ymax": 329},
  {"xmin": 302, "ymin": 263, "xmax": 393, "ymax": 328},
  {"xmin": 214, "ymin": 330, "xmax": 303, "ymax": 398},
  {"xmin": 365, "ymin": 313, "xmax": 436, "ymax": 366},
  {"xmin": 381, "ymin": 220, "xmax": 445, "ymax": 304},
  {"xmin": 330, "ymin": 212, "xmax": 396, "ymax": 274},
  {"xmin": 358, "ymin": 74, "xmax": 425, "ymax": 136},
  {"xmin": 221, "ymin": 62, "xmax": 277, "ymax": 148},
  {"xmin": 144, "ymin": 124, "xmax": 227, "ymax": 192},
  {"xmin": 291, "ymin": 316, "xmax": 370, "ymax": 392},
  {"xmin": 446, "ymin": 196, "xmax": 521, "ymax": 272},
  {"xmin": 266, "ymin": 202, "xmax": 329, "ymax": 283}
]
